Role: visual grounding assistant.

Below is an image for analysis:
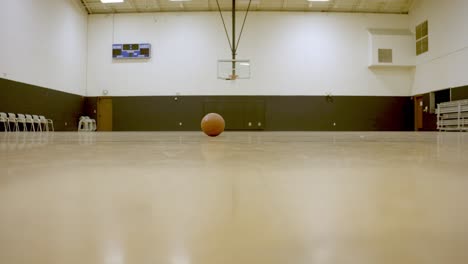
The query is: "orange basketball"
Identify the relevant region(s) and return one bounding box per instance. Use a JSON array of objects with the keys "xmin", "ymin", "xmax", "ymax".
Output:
[{"xmin": 201, "ymin": 113, "xmax": 225, "ymax": 137}]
